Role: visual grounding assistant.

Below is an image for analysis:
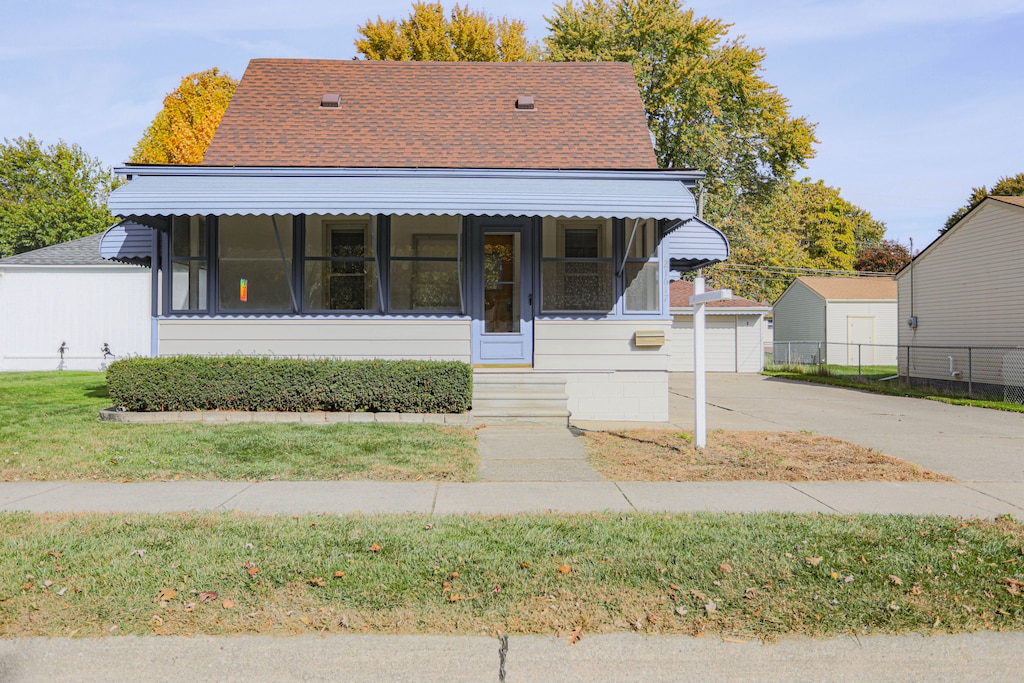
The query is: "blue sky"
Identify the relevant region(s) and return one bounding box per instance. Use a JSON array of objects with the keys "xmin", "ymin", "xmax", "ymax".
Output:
[{"xmin": 2, "ymin": 0, "xmax": 1022, "ymax": 251}]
